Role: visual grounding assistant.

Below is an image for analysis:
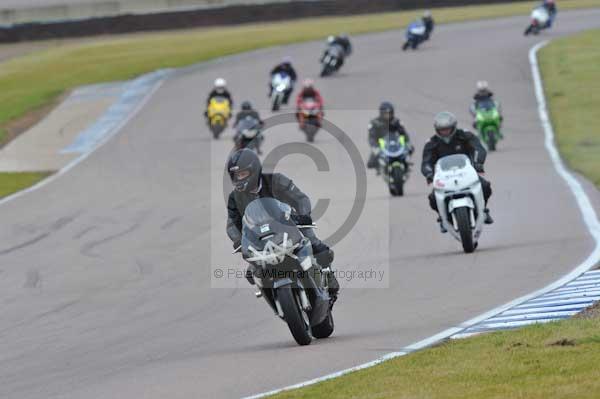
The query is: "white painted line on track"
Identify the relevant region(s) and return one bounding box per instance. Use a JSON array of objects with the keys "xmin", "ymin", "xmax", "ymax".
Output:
[{"xmin": 241, "ymin": 40, "xmax": 600, "ymax": 399}]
